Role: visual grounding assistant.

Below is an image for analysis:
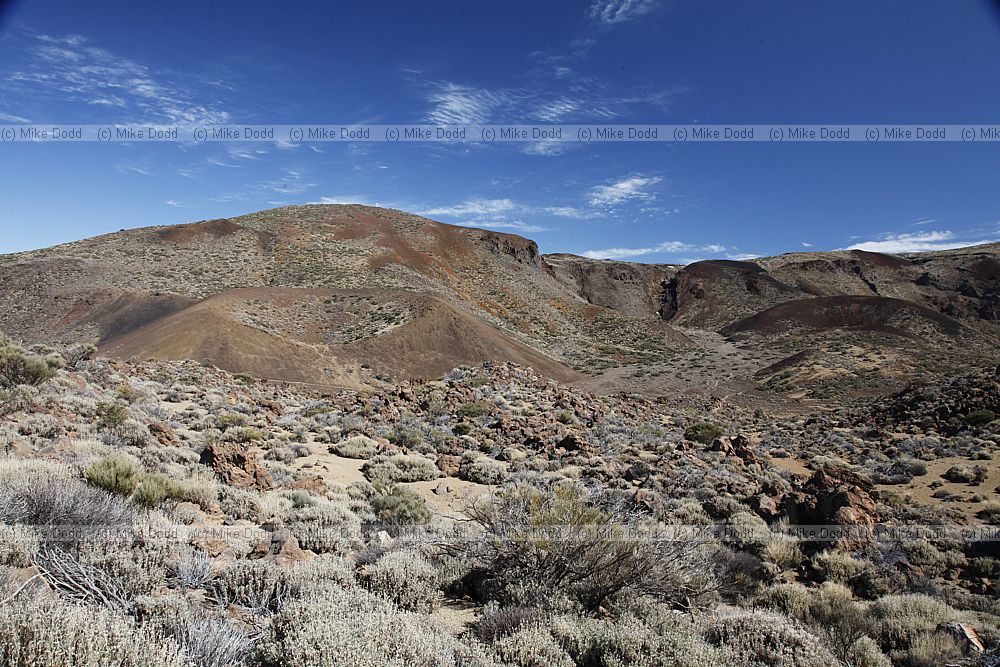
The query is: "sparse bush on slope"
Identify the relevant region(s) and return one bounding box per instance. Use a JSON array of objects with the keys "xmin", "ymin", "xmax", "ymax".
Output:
[
  {"xmin": 332, "ymin": 435, "xmax": 379, "ymax": 459},
  {"xmin": 362, "ymin": 454, "xmax": 439, "ymax": 486},
  {"xmin": 85, "ymin": 455, "xmax": 142, "ymax": 496},
  {"xmin": 370, "ymin": 486, "xmax": 431, "ymax": 526},
  {"xmin": 0, "ymin": 599, "xmax": 185, "ymax": 667},
  {"xmin": 683, "ymin": 421, "xmax": 723, "ymax": 444},
  {"xmin": 360, "ymin": 549, "xmax": 440, "ymax": 612},
  {"xmin": 0, "ymin": 341, "xmax": 56, "ymax": 390},
  {"xmin": 260, "ymin": 582, "xmax": 494, "ymax": 667},
  {"xmin": 455, "ymin": 482, "xmax": 719, "ymax": 612},
  {"xmin": 703, "ymin": 610, "xmax": 838, "ymax": 667}
]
